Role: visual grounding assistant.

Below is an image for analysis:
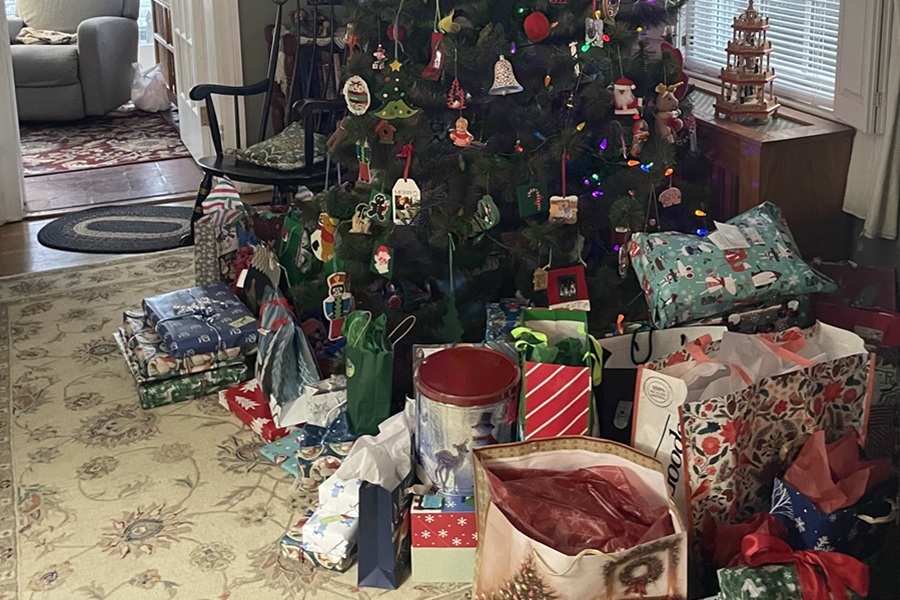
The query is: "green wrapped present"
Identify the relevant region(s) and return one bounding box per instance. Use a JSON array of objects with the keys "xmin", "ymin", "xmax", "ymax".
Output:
[{"xmin": 115, "ymin": 331, "xmax": 250, "ymax": 409}]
